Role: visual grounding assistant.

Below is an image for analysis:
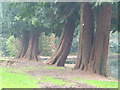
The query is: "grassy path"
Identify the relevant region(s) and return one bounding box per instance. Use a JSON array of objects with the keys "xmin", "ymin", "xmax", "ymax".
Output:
[{"xmin": 0, "ymin": 61, "xmax": 119, "ymax": 88}]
